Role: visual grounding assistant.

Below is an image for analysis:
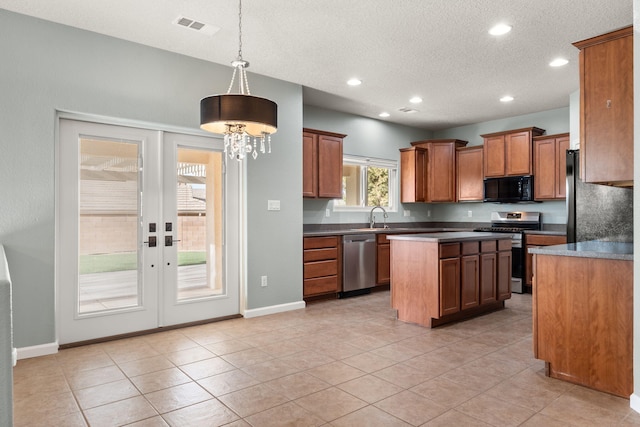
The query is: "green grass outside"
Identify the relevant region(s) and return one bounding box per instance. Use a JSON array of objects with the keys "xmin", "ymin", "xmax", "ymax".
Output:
[{"xmin": 79, "ymin": 251, "xmax": 206, "ymax": 274}]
